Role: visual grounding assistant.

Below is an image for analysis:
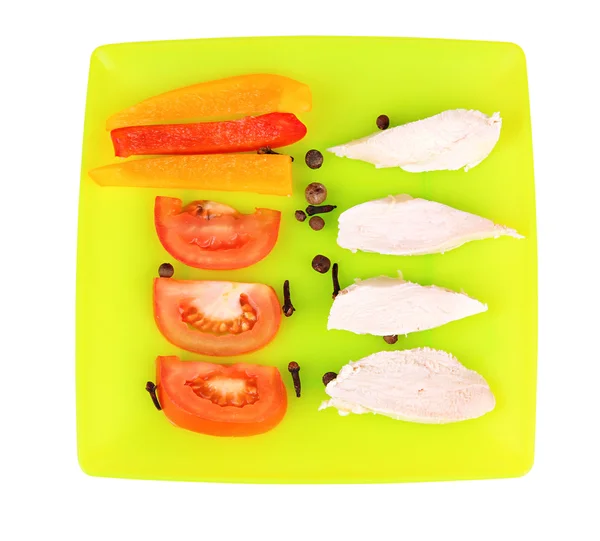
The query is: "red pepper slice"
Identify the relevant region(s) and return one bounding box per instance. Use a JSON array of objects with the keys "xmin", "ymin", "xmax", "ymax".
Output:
[{"xmin": 111, "ymin": 112, "xmax": 307, "ymax": 157}]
